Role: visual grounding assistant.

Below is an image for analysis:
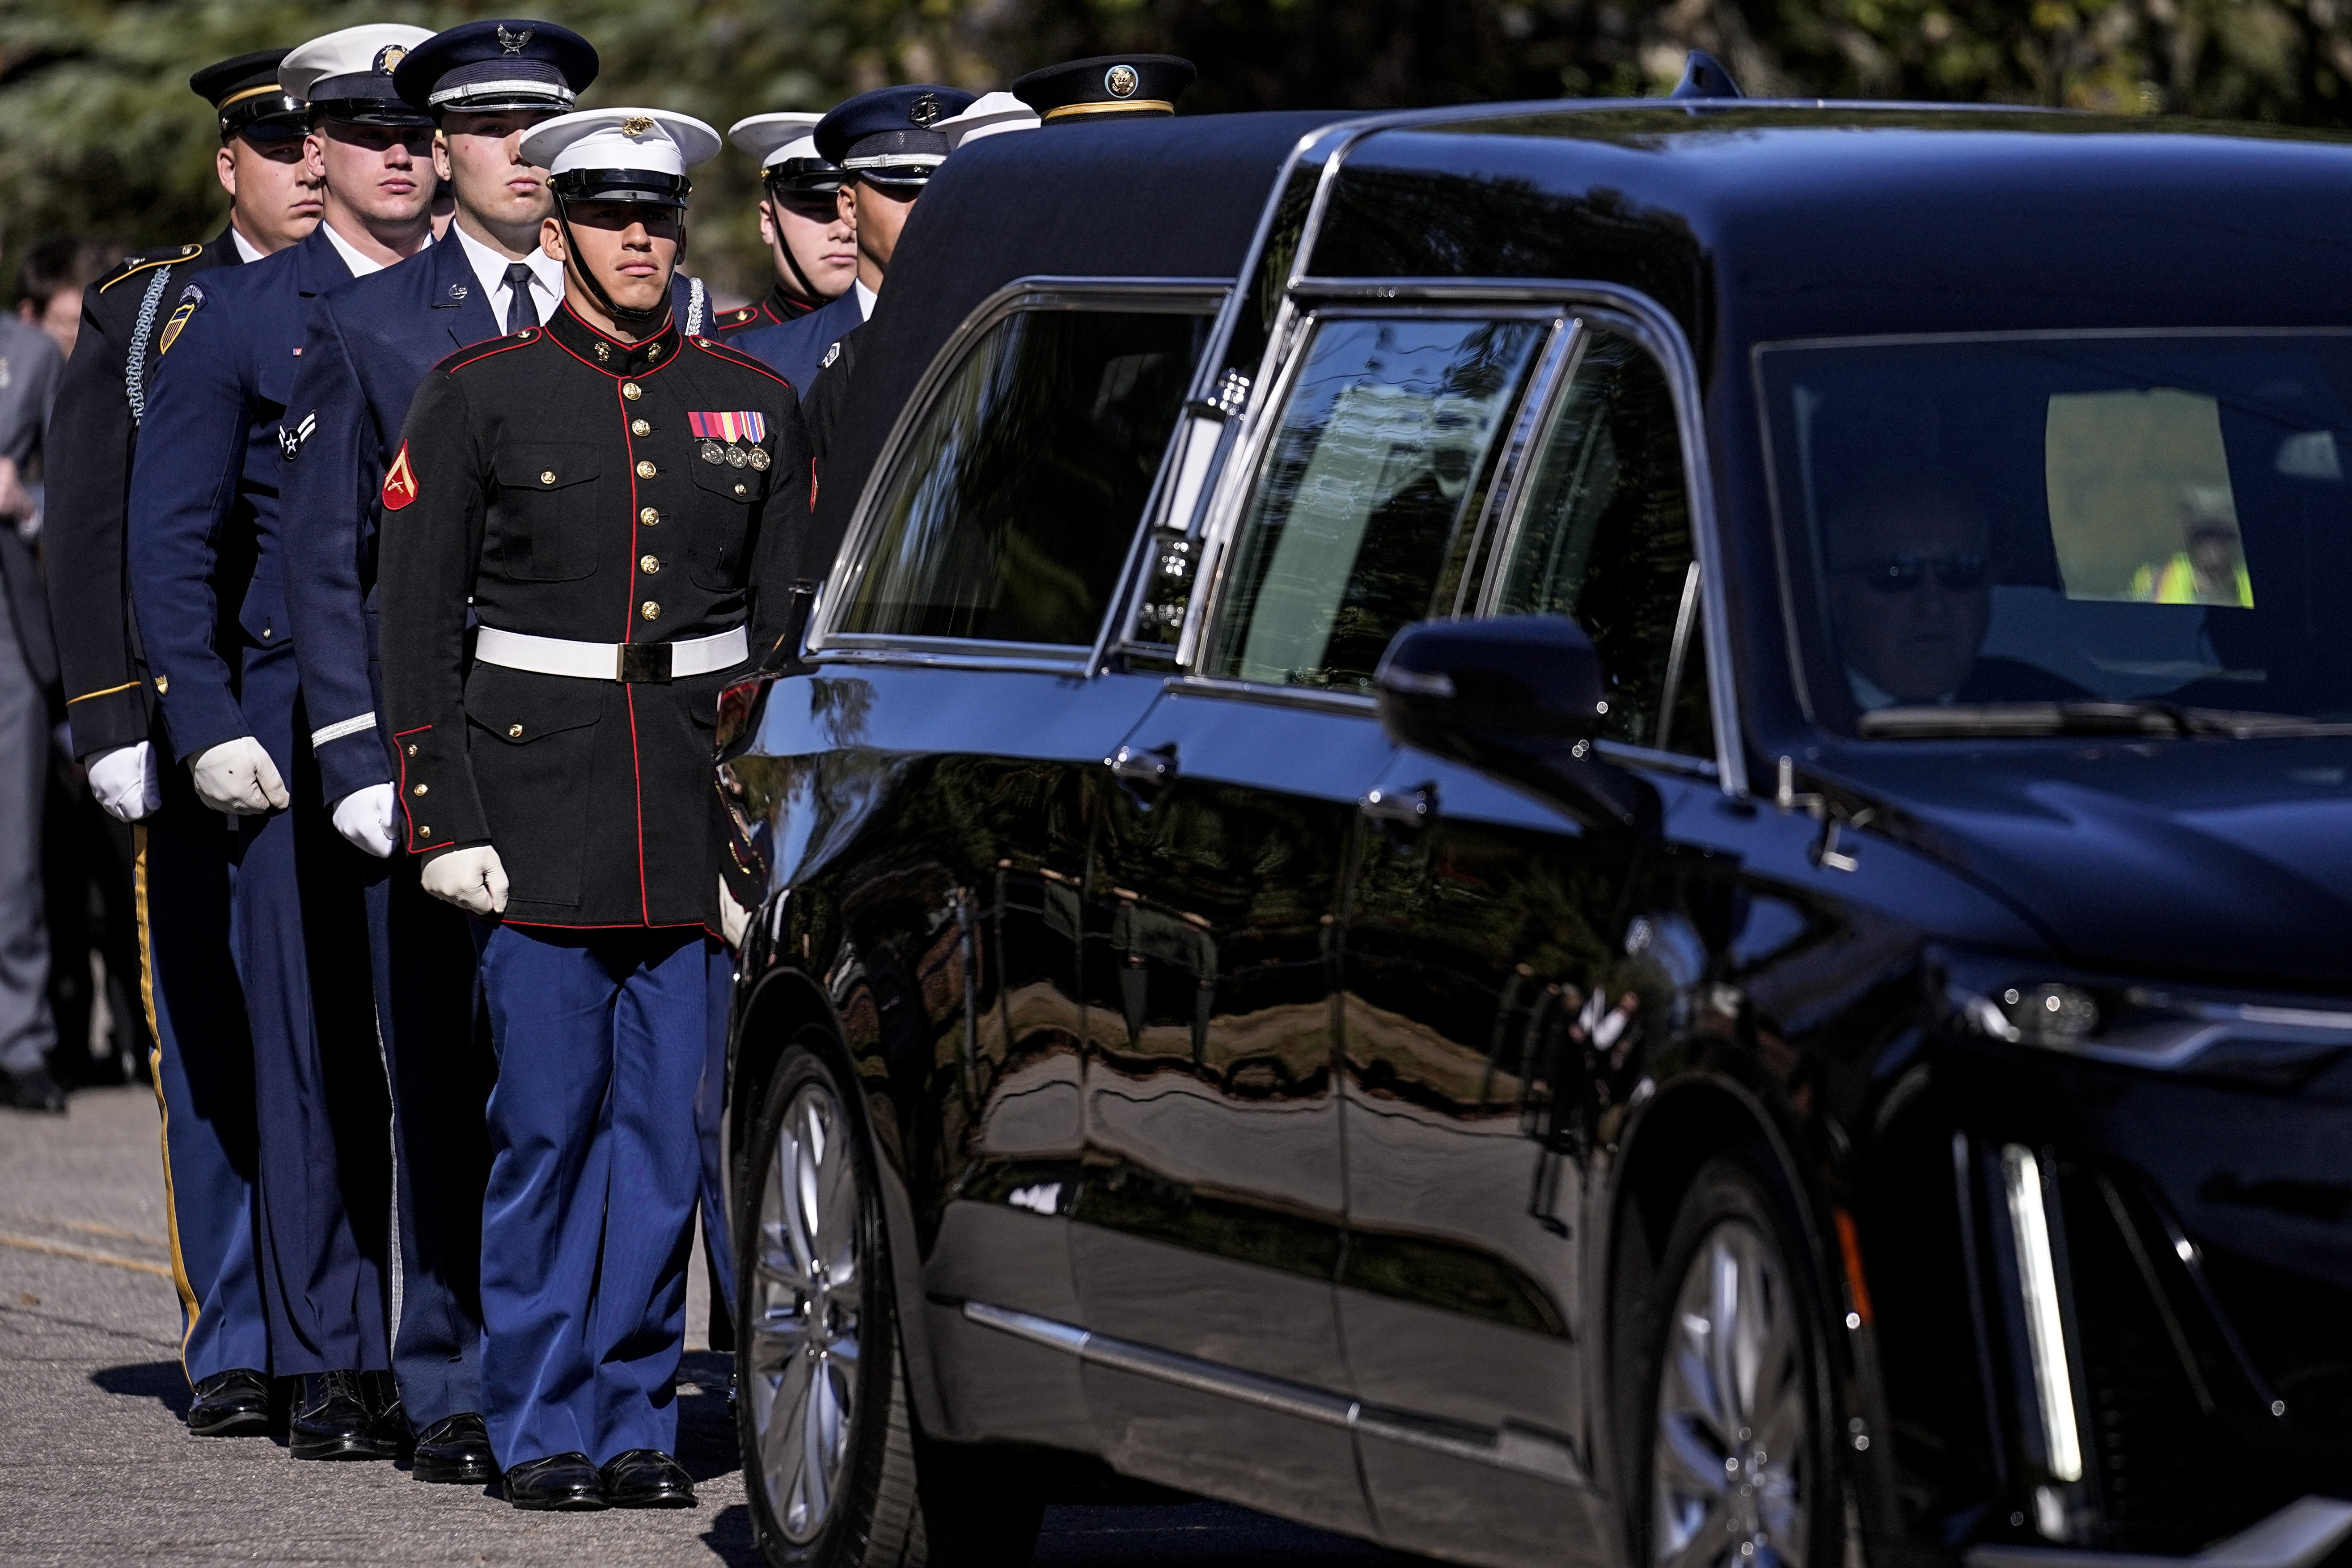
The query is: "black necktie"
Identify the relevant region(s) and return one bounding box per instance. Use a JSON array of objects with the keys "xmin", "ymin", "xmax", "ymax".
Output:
[{"xmin": 503, "ymin": 262, "xmax": 540, "ymax": 332}]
